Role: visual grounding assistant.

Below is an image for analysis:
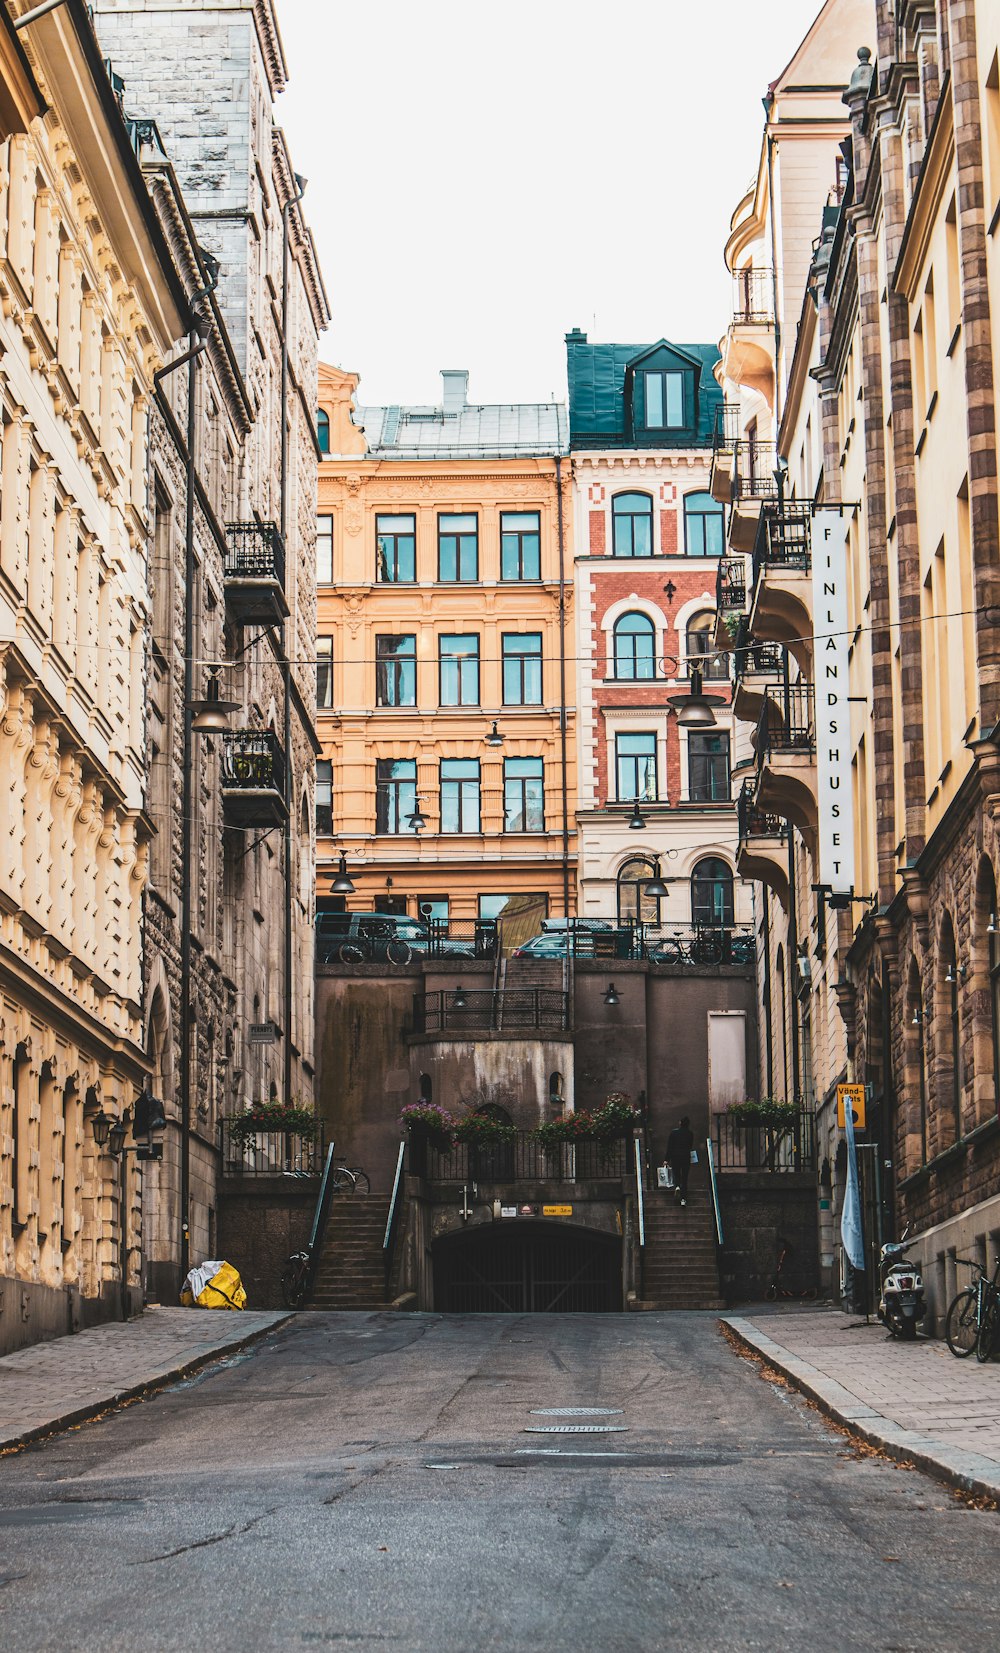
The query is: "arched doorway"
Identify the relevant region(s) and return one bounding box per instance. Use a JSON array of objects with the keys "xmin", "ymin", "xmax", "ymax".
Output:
[
  {"xmin": 617, "ymin": 856, "xmax": 658, "ymax": 926},
  {"xmin": 433, "ymin": 1221, "xmax": 623, "ymax": 1312}
]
